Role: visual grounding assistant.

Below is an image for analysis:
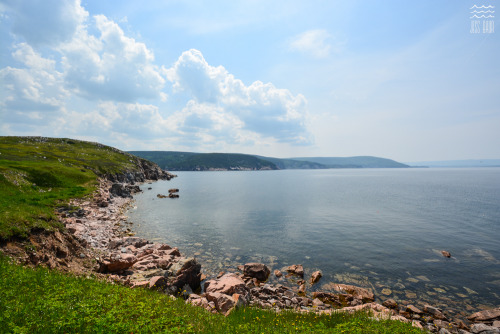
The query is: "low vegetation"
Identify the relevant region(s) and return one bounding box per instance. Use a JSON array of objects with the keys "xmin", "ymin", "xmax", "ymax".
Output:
[
  {"xmin": 0, "ymin": 256, "xmax": 422, "ymax": 333},
  {"xmin": 0, "ymin": 136, "xmax": 144, "ymax": 239},
  {"xmin": 130, "ymin": 151, "xmax": 278, "ymax": 171},
  {"xmin": 130, "ymin": 151, "xmax": 410, "ymax": 171}
]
